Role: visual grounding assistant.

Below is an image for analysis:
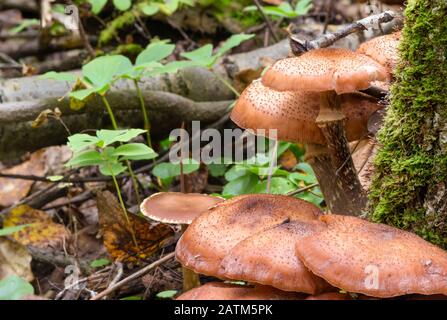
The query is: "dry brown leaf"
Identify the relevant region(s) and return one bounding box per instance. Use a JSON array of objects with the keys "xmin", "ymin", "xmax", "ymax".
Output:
[
  {"xmin": 279, "ymin": 149, "xmax": 298, "ymax": 170},
  {"xmin": 3, "ymin": 205, "xmax": 70, "ymax": 249},
  {"xmin": 97, "ymin": 191, "xmax": 174, "ymax": 264},
  {"xmin": 0, "ymin": 150, "xmax": 47, "ymax": 207},
  {"xmin": 0, "ymin": 238, "xmax": 33, "ymax": 282},
  {"xmin": 351, "ymin": 138, "xmax": 378, "ymax": 192}
]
